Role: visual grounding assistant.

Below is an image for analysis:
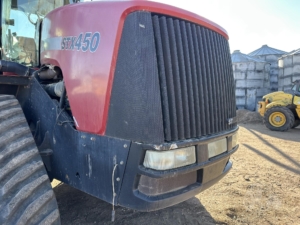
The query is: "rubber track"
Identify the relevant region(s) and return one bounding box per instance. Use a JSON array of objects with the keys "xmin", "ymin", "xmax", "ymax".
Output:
[{"xmin": 0, "ymin": 95, "xmax": 61, "ymax": 225}]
